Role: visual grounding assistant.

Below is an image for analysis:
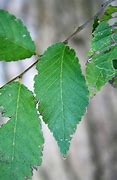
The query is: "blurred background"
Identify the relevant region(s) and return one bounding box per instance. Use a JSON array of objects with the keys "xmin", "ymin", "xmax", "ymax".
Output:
[{"xmin": 0, "ymin": 0, "xmax": 117, "ymax": 180}]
